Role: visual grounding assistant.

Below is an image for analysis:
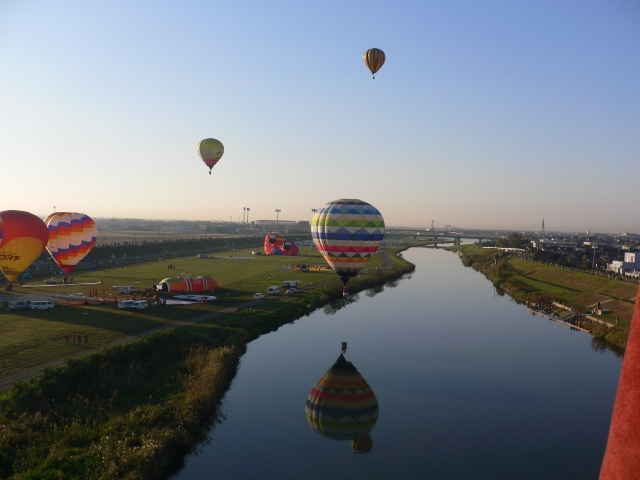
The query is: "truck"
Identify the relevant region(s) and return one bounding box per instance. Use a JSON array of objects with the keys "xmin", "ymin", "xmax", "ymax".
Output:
[
  {"xmin": 281, "ymin": 280, "xmax": 298, "ymax": 288},
  {"xmin": 115, "ymin": 286, "xmax": 135, "ymax": 294}
]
